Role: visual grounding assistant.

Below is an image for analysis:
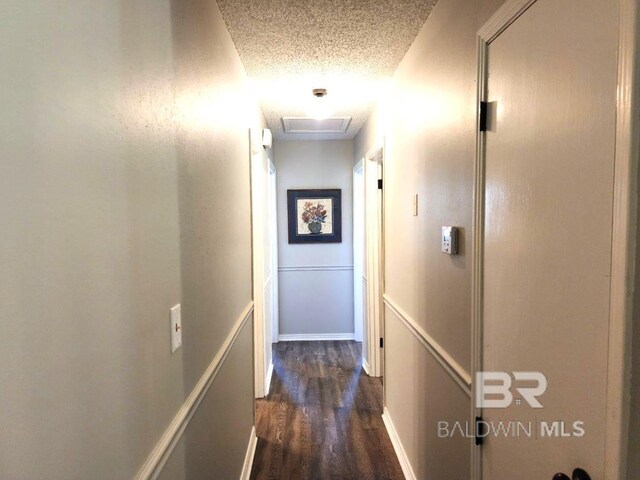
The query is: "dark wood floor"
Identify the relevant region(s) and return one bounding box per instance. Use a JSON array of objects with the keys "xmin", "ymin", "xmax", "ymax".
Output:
[{"xmin": 250, "ymin": 341, "xmax": 405, "ymax": 480}]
